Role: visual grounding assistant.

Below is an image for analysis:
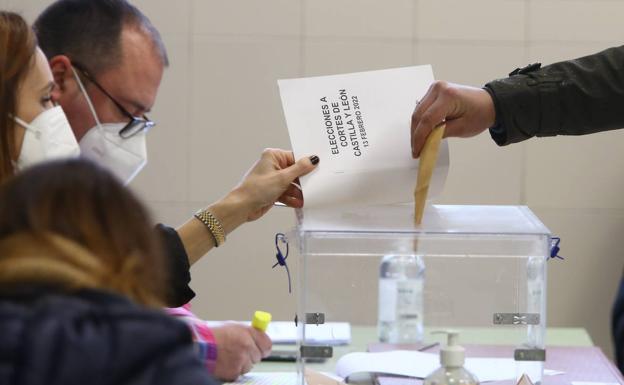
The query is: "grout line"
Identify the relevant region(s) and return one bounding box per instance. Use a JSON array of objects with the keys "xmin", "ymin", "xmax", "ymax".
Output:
[
  {"xmin": 300, "ymin": 0, "xmax": 306, "ymax": 76},
  {"xmin": 412, "ymin": 0, "xmax": 418, "ymax": 64},
  {"xmin": 185, "ymin": 32, "xmax": 619, "ymax": 48},
  {"xmin": 519, "ymin": 0, "xmax": 531, "ymax": 205},
  {"xmin": 185, "ymin": 0, "xmax": 195, "ymax": 203}
]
